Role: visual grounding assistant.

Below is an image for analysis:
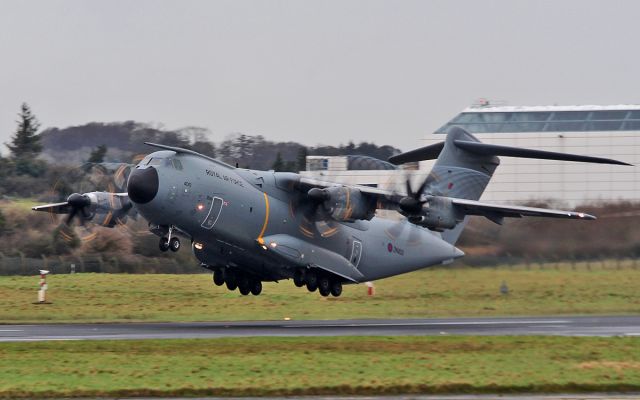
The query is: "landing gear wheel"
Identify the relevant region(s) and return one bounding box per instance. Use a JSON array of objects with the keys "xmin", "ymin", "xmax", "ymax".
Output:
[
  {"xmin": 305, "ymin": 271, "xmax": 318, "ymax": 292},
  {"xmin": 330, "ymin": 280, "xmax": 343, "ymax": 297},
  {"xmin": 318, "ymin": 276, "xmax": 331, "ymax": 297},
  {"xmin": 238, "ymin": 275, "xmax": 251, "ymax": 295},
  {"xmin": 250, "ymin": 280, "xmax": 262, "ymax": 296},
  {"xmin": 213, "ymin": 268, "xmax": 225, "ymax": 286},
  {"xmin": 224, "ymin": 270, "xmax": 237, "ymax": 291},
  {"xmin": 169, "ymin": 237, "xmax": 181, "ymax": 252},
  {"xmin": 159, "ymin": 237, "xmax": 170, "ymax": 252},
  {"xmin": 293, "ymin": 269, "xmax": 305, "ymax": 287}
]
